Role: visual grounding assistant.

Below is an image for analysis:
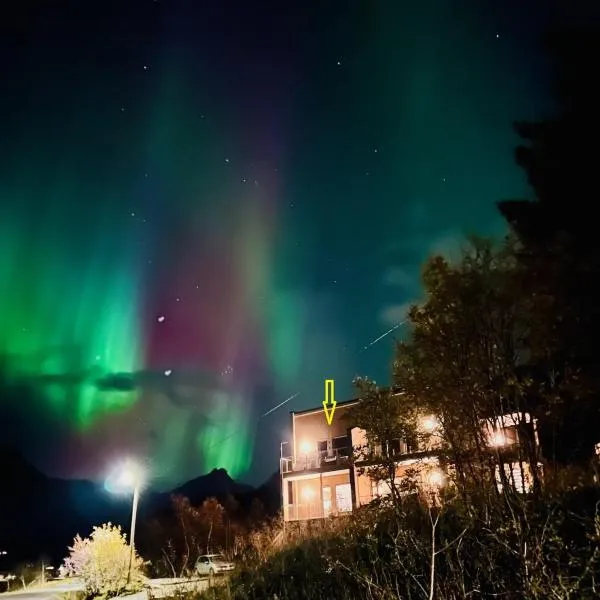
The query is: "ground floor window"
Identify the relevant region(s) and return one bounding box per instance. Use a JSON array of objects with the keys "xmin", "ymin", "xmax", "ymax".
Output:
[
  {"xmin": 336, "ymin": 483, "xmax": 352, "ymax": 512},
  {"xmin": 495, "ymin": 462, "xmax": 534, "ymax": 493},
  {"xmin": 323, "ymin": 486, "xmax": 332, "ymax": 515}
]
